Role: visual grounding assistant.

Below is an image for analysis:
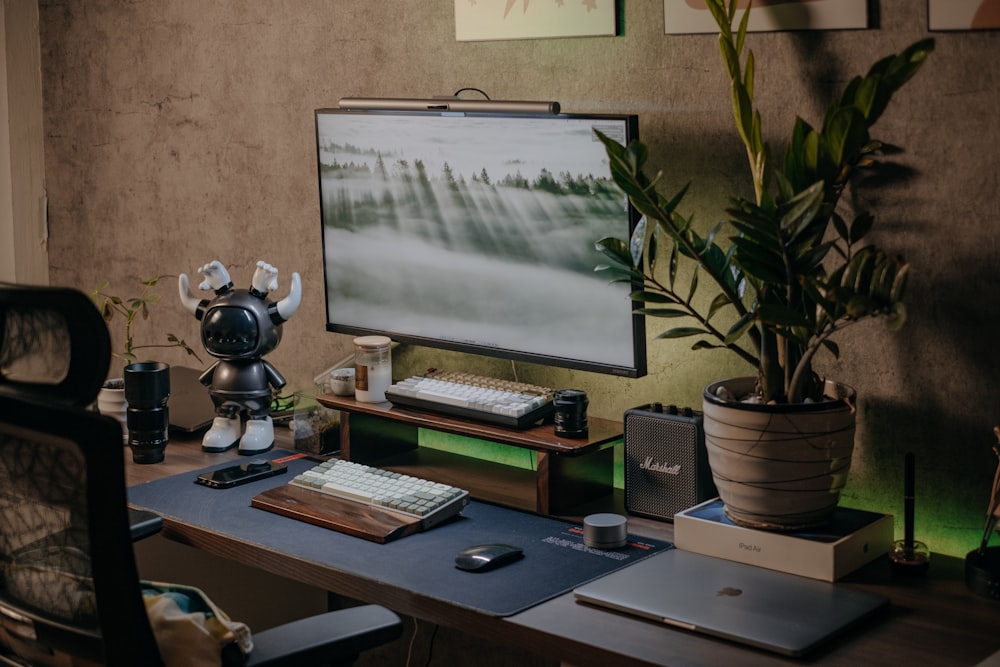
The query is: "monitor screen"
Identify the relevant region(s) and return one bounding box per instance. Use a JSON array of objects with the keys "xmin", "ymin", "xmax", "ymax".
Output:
[{"xmin": 315, "ymin": 108, "xmax": 646, "ymax": 378}]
